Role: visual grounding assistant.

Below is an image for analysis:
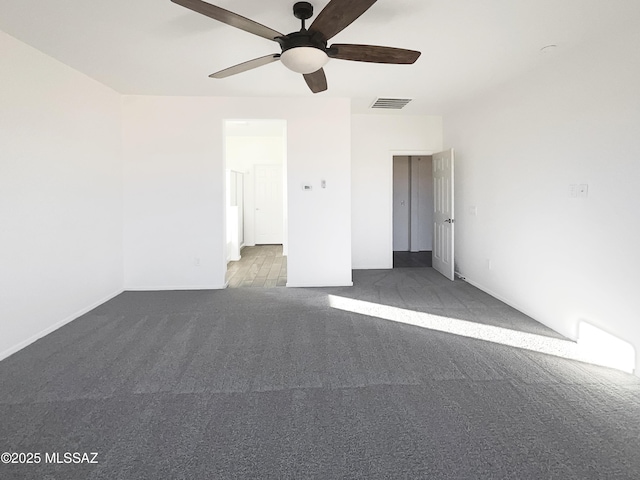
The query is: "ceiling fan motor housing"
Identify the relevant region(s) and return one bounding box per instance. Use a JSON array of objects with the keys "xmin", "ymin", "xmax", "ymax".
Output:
[{"xmin": 278, "ymin": 30, "xmax": 326, "ymax": 53}]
